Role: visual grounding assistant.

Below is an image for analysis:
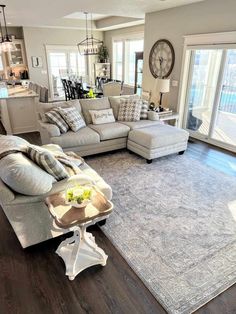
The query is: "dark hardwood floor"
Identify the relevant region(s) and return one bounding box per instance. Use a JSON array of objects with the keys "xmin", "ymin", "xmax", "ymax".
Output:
[{"xmin": 0, "ymin": 129, "xmax": 236, "ymax": 314}]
